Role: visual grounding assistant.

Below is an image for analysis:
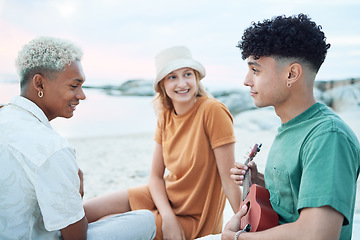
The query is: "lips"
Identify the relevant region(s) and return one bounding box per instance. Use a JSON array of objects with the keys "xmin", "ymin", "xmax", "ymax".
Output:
[
  {"xmin": 250, "ymin": 89, "xmax": 257, "ymax": 96},
  {"xmin": 175, "ymin": 89, "xmax": 190, "ymax": 94},
  {"xmin": 69, "ymin": 103, "xmax": 79, "ymax": 111}
]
